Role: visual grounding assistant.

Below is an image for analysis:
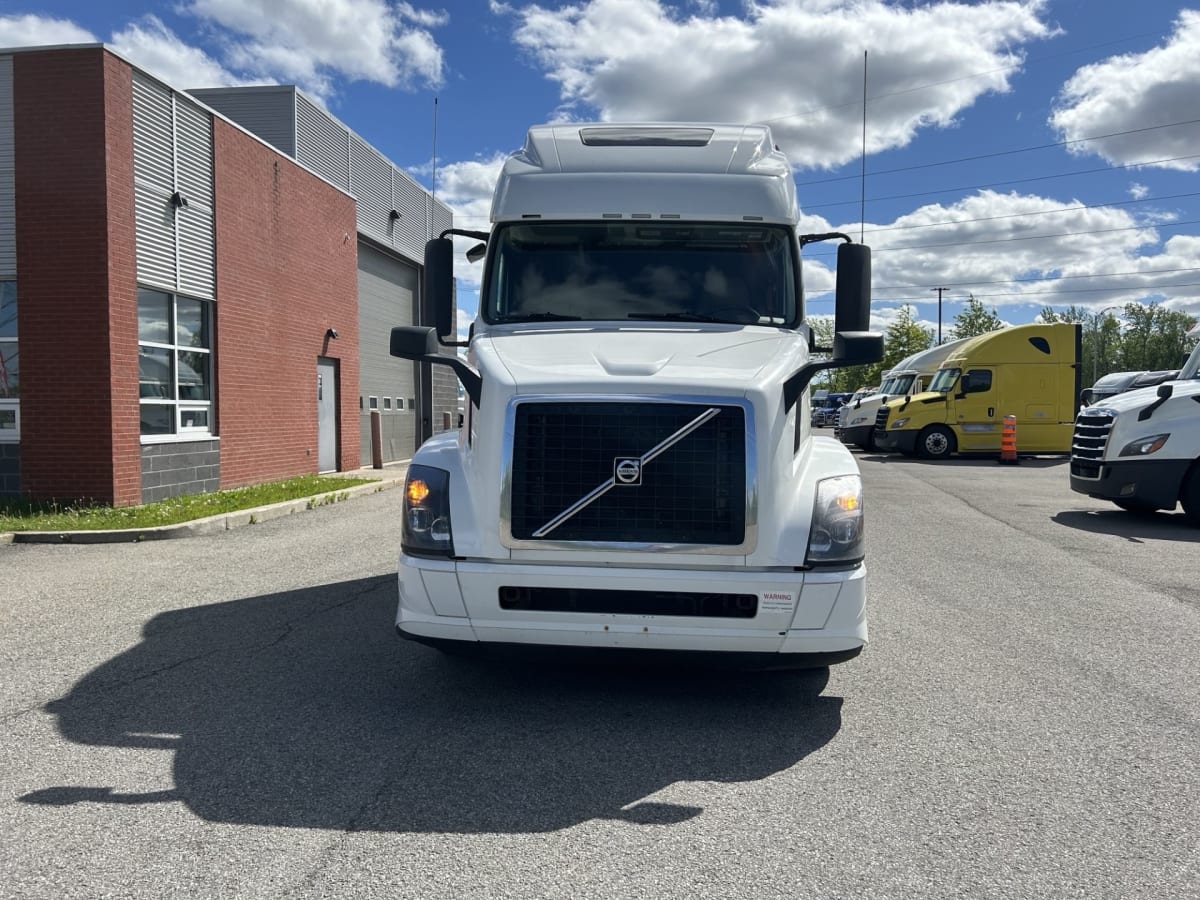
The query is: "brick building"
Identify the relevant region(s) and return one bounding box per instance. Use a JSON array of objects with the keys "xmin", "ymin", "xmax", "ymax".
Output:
[{"xmin": 0, "ymin": 44, "xmax": 456, "ymax": 505}]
